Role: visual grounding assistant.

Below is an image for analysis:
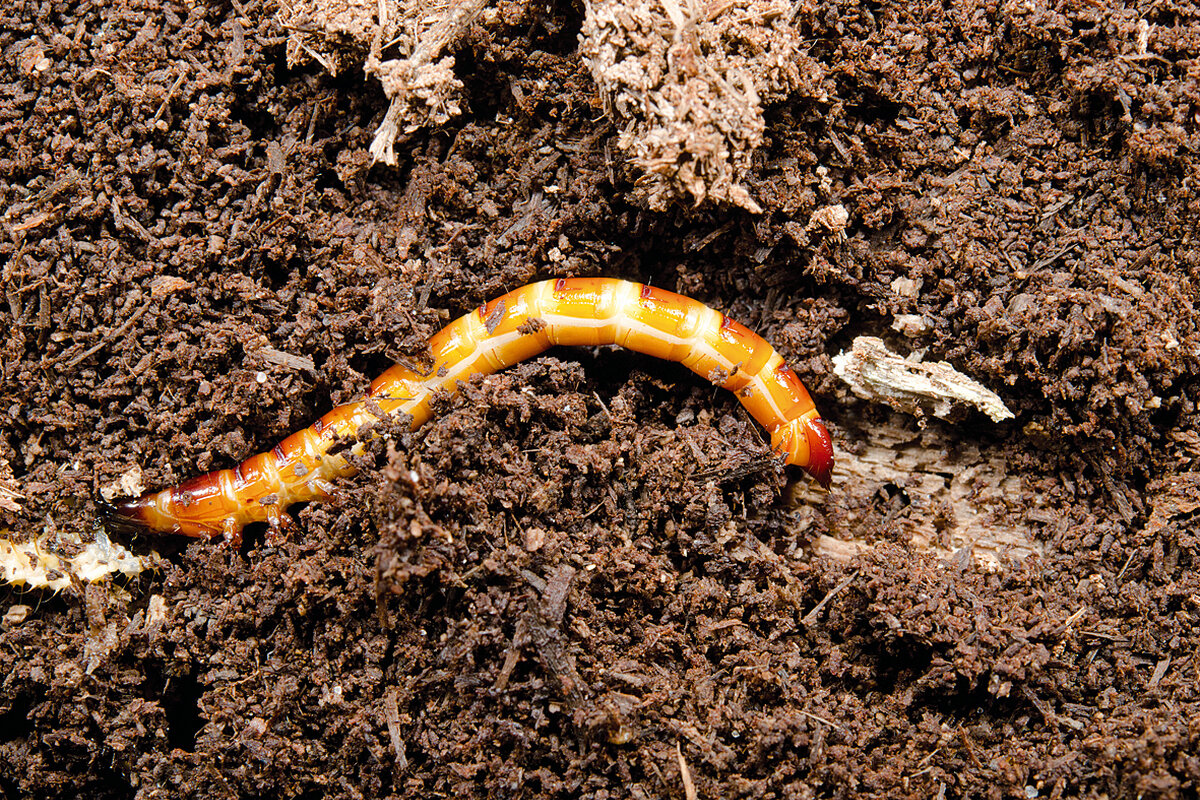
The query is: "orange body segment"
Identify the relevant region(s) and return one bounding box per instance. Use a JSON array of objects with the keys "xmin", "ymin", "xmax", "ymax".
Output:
[{"xmin": 102, "ymin": 277, "xmax": 834, "ymax": 543}]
